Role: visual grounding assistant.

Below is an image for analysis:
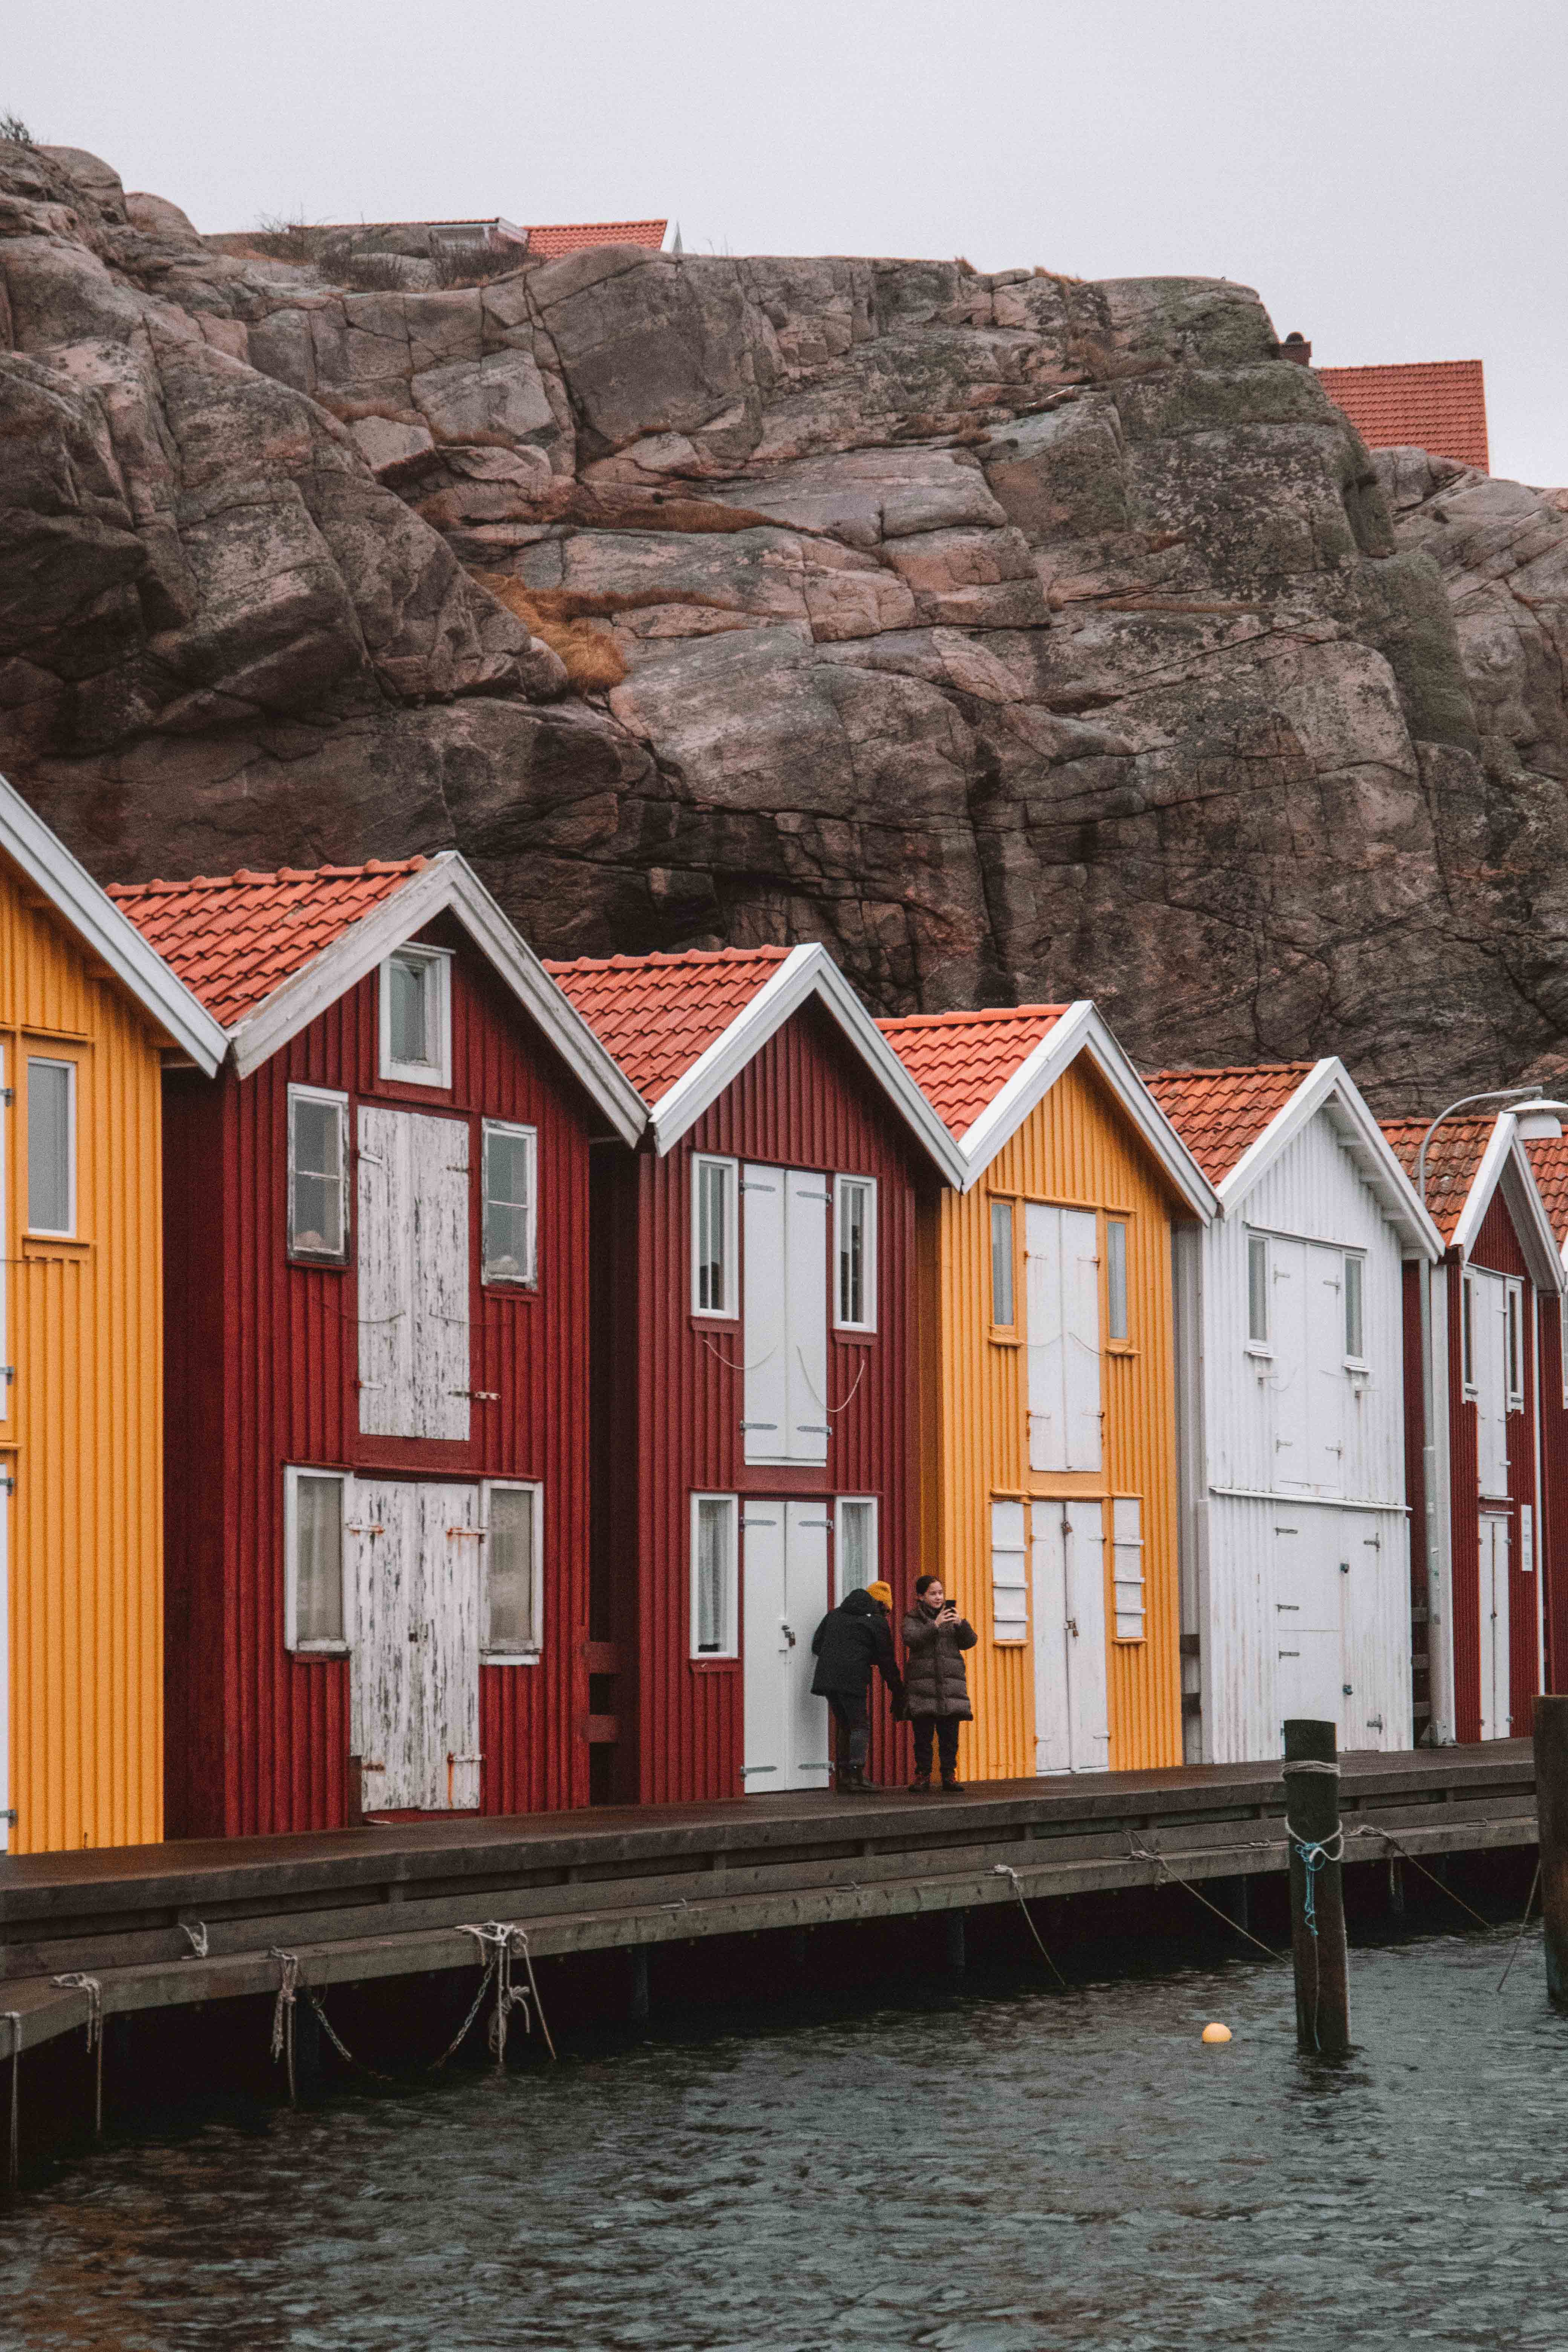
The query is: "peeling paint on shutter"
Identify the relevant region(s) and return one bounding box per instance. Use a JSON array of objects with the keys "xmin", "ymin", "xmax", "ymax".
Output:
[
  {"xmin": 357, "ymin": 1107, "xmax": 410, "ymax": 1436},
  {"xmin": 350, "ymin": 1478, "xmax": 481, "ymax": 1810},
  {"xmin": 357, "ymin": 1107, "xmax": 470, "ymax": 1441},
  {"xmin": 421, "ymin": 1483, "xmax": 482, "ymax": 1808},
  {"xmin": 415, "ymin": 1116, "xmax": 470, "ymax": 1442}
]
